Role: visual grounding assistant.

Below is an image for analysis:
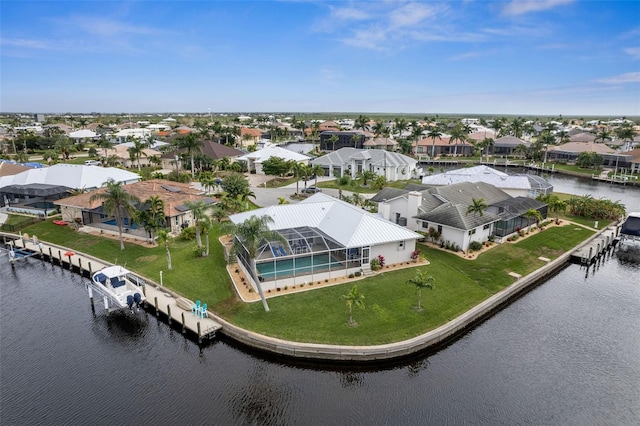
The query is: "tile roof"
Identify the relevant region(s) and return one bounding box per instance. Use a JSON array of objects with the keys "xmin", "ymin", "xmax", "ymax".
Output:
[
  {"xmin": 550, "ymin": 142, "xmax": 615, "ymax": 154},
  {"xmin": 54, "ymin": 179, "xmax": 214, "ymax": 217}
]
